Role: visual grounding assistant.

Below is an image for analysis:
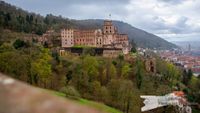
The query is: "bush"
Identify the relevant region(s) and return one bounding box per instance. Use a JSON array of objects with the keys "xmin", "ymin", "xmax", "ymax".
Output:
[
  {"xmin": 13, "ymin": 39, "xmax": 26, "ymax": 49},
  {"xmin": 59, "ymin": 86, "xmax": 80, "ymax": 100}
]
